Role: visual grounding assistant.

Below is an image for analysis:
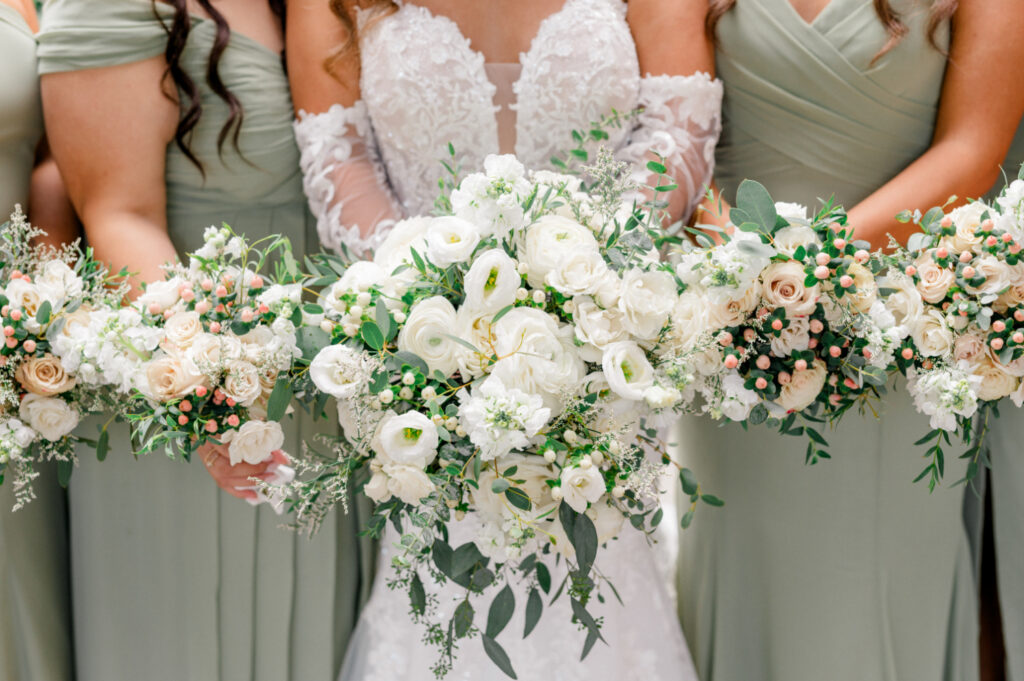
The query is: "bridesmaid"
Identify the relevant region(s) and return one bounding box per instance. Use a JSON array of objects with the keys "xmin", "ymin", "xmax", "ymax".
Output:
[
  {"xmin": 0, "ymin": 2, "xmax": 74, "ymax": 679},
  {"xmin": 676, "ymin": 1, "xmax": 1024, "ymax": 680},
  {"xmin": 37, "ymin": 1, "xmax": 371, "ymax": 679}
]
